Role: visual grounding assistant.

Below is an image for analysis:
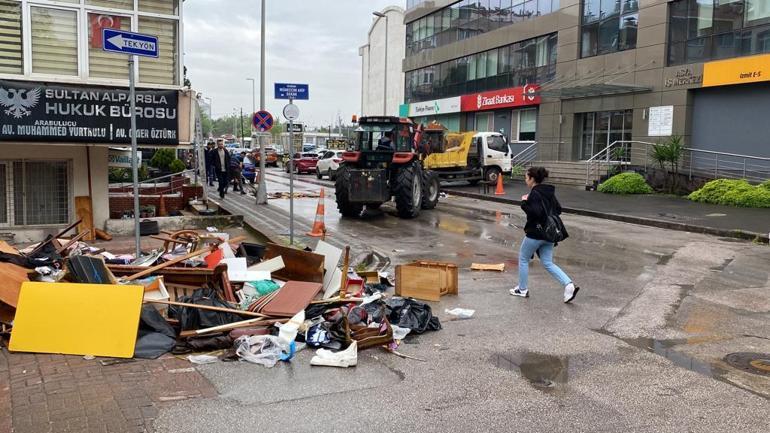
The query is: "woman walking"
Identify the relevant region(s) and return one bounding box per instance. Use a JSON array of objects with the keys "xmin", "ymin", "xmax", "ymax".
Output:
[{"xmin": 511, "ymin": 167, "xmax": 580, "ymax": 303}]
